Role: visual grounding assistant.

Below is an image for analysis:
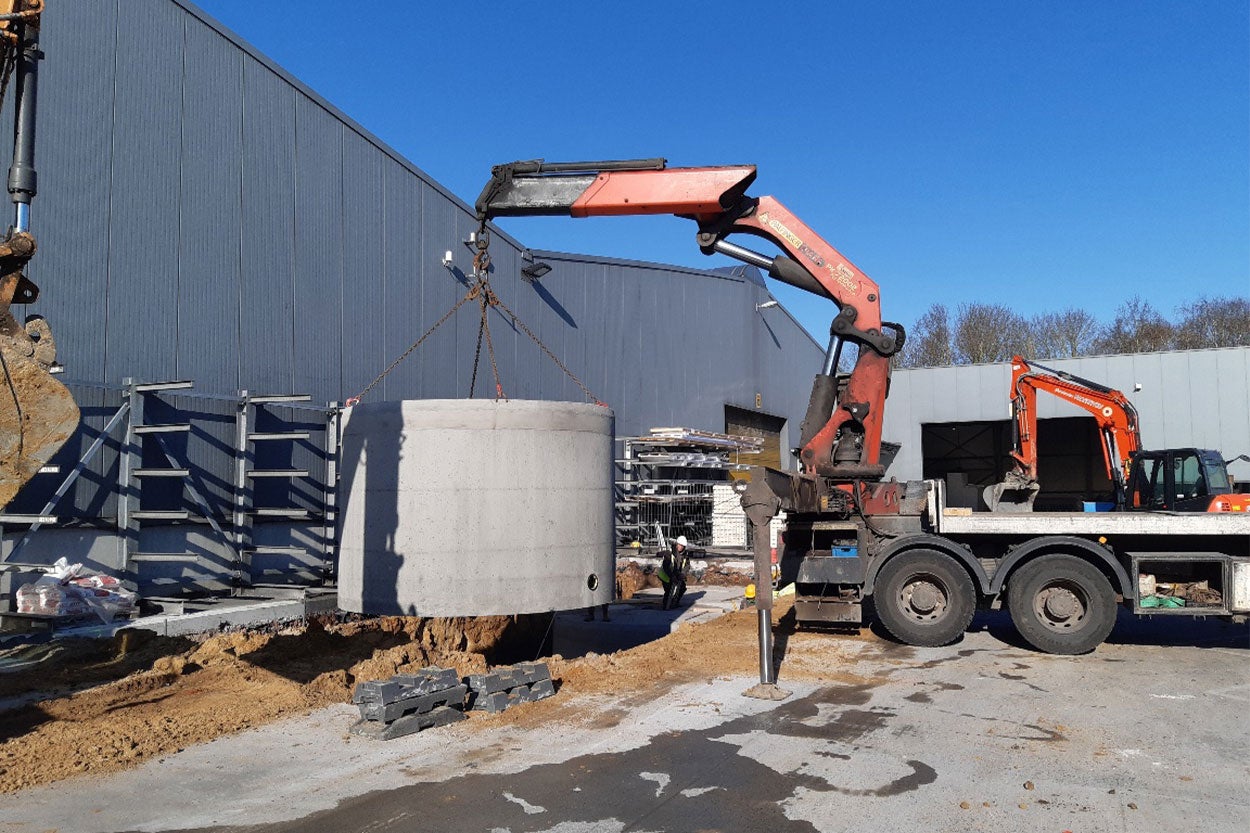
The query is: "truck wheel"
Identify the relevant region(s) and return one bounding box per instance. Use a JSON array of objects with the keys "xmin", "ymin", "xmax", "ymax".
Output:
[
  {"xmin": 873, "ymin": 550, "xmax": 976, "ymax": 647},
  {"xmin": 1007, "ymin": 554, "xmax": 1116, "ymax": 655}
]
